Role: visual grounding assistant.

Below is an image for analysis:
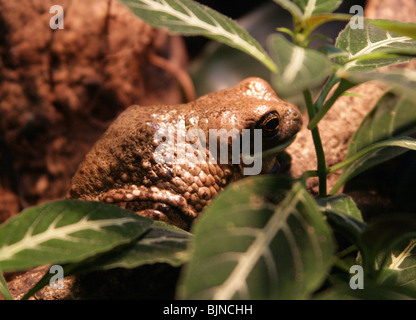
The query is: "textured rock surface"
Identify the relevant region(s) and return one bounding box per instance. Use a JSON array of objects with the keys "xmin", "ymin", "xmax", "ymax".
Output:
[{"xmin": 0, "ymin": 0, "xmax": 187, "ymax": 223}]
